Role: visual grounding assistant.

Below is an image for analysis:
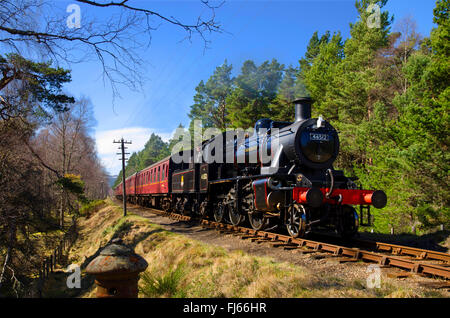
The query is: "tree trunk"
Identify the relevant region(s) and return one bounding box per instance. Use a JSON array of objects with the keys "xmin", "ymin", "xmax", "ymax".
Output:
[
  {"xmin": 59, "ymin": 190, "xmax": 65, "ymax": 229},
  {"xmin": 0, "ymin": 222, "xmax": 15, "ymax": 295}
]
